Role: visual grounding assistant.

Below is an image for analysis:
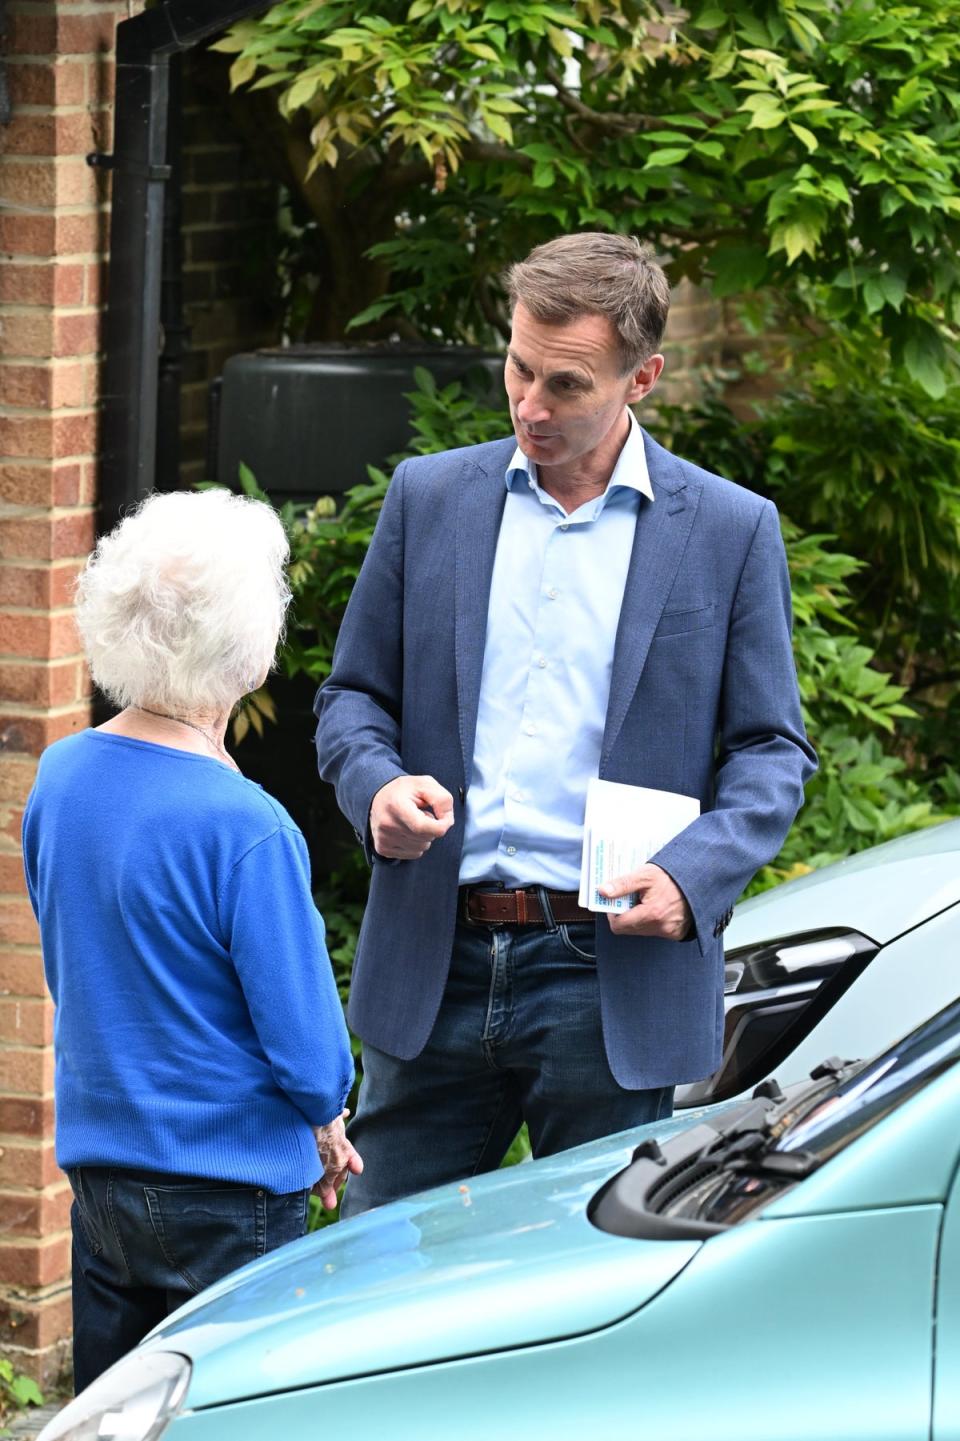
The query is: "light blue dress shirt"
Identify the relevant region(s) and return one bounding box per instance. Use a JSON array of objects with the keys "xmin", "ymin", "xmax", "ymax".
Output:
[{"xmin": 459, "ymin": 411, "xmax": 654, "ymax": 890}]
